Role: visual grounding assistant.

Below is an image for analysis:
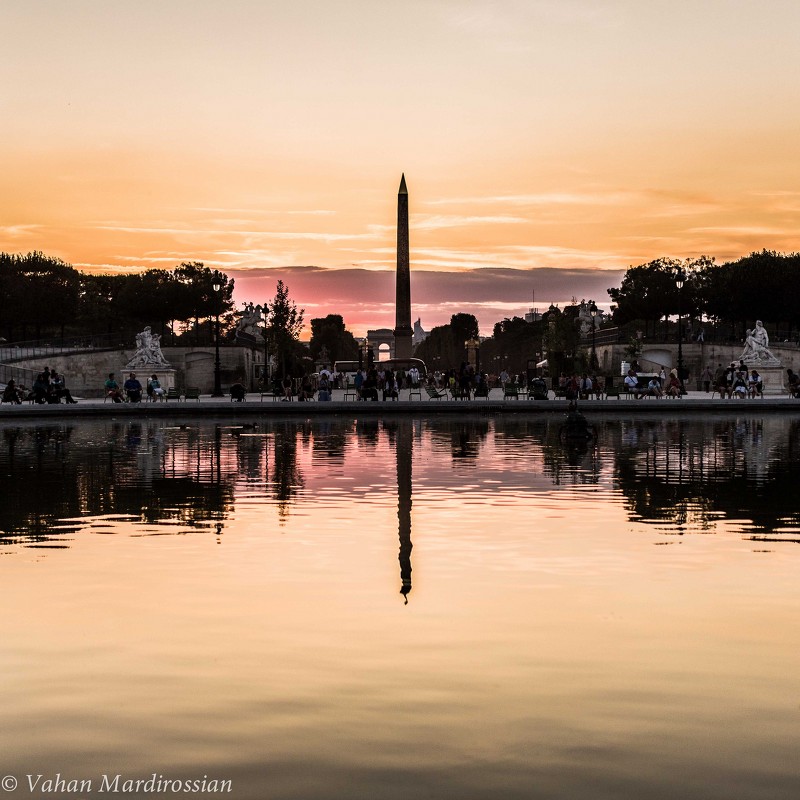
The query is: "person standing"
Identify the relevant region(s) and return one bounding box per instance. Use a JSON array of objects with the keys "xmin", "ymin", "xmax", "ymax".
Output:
[
  {"xmin": 353, "ymin": 368, "xmax": 364, "ymax": 399},
  {"xmin": 701, "ymin": 365, "xmax": 713, "ymax": 393}
]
